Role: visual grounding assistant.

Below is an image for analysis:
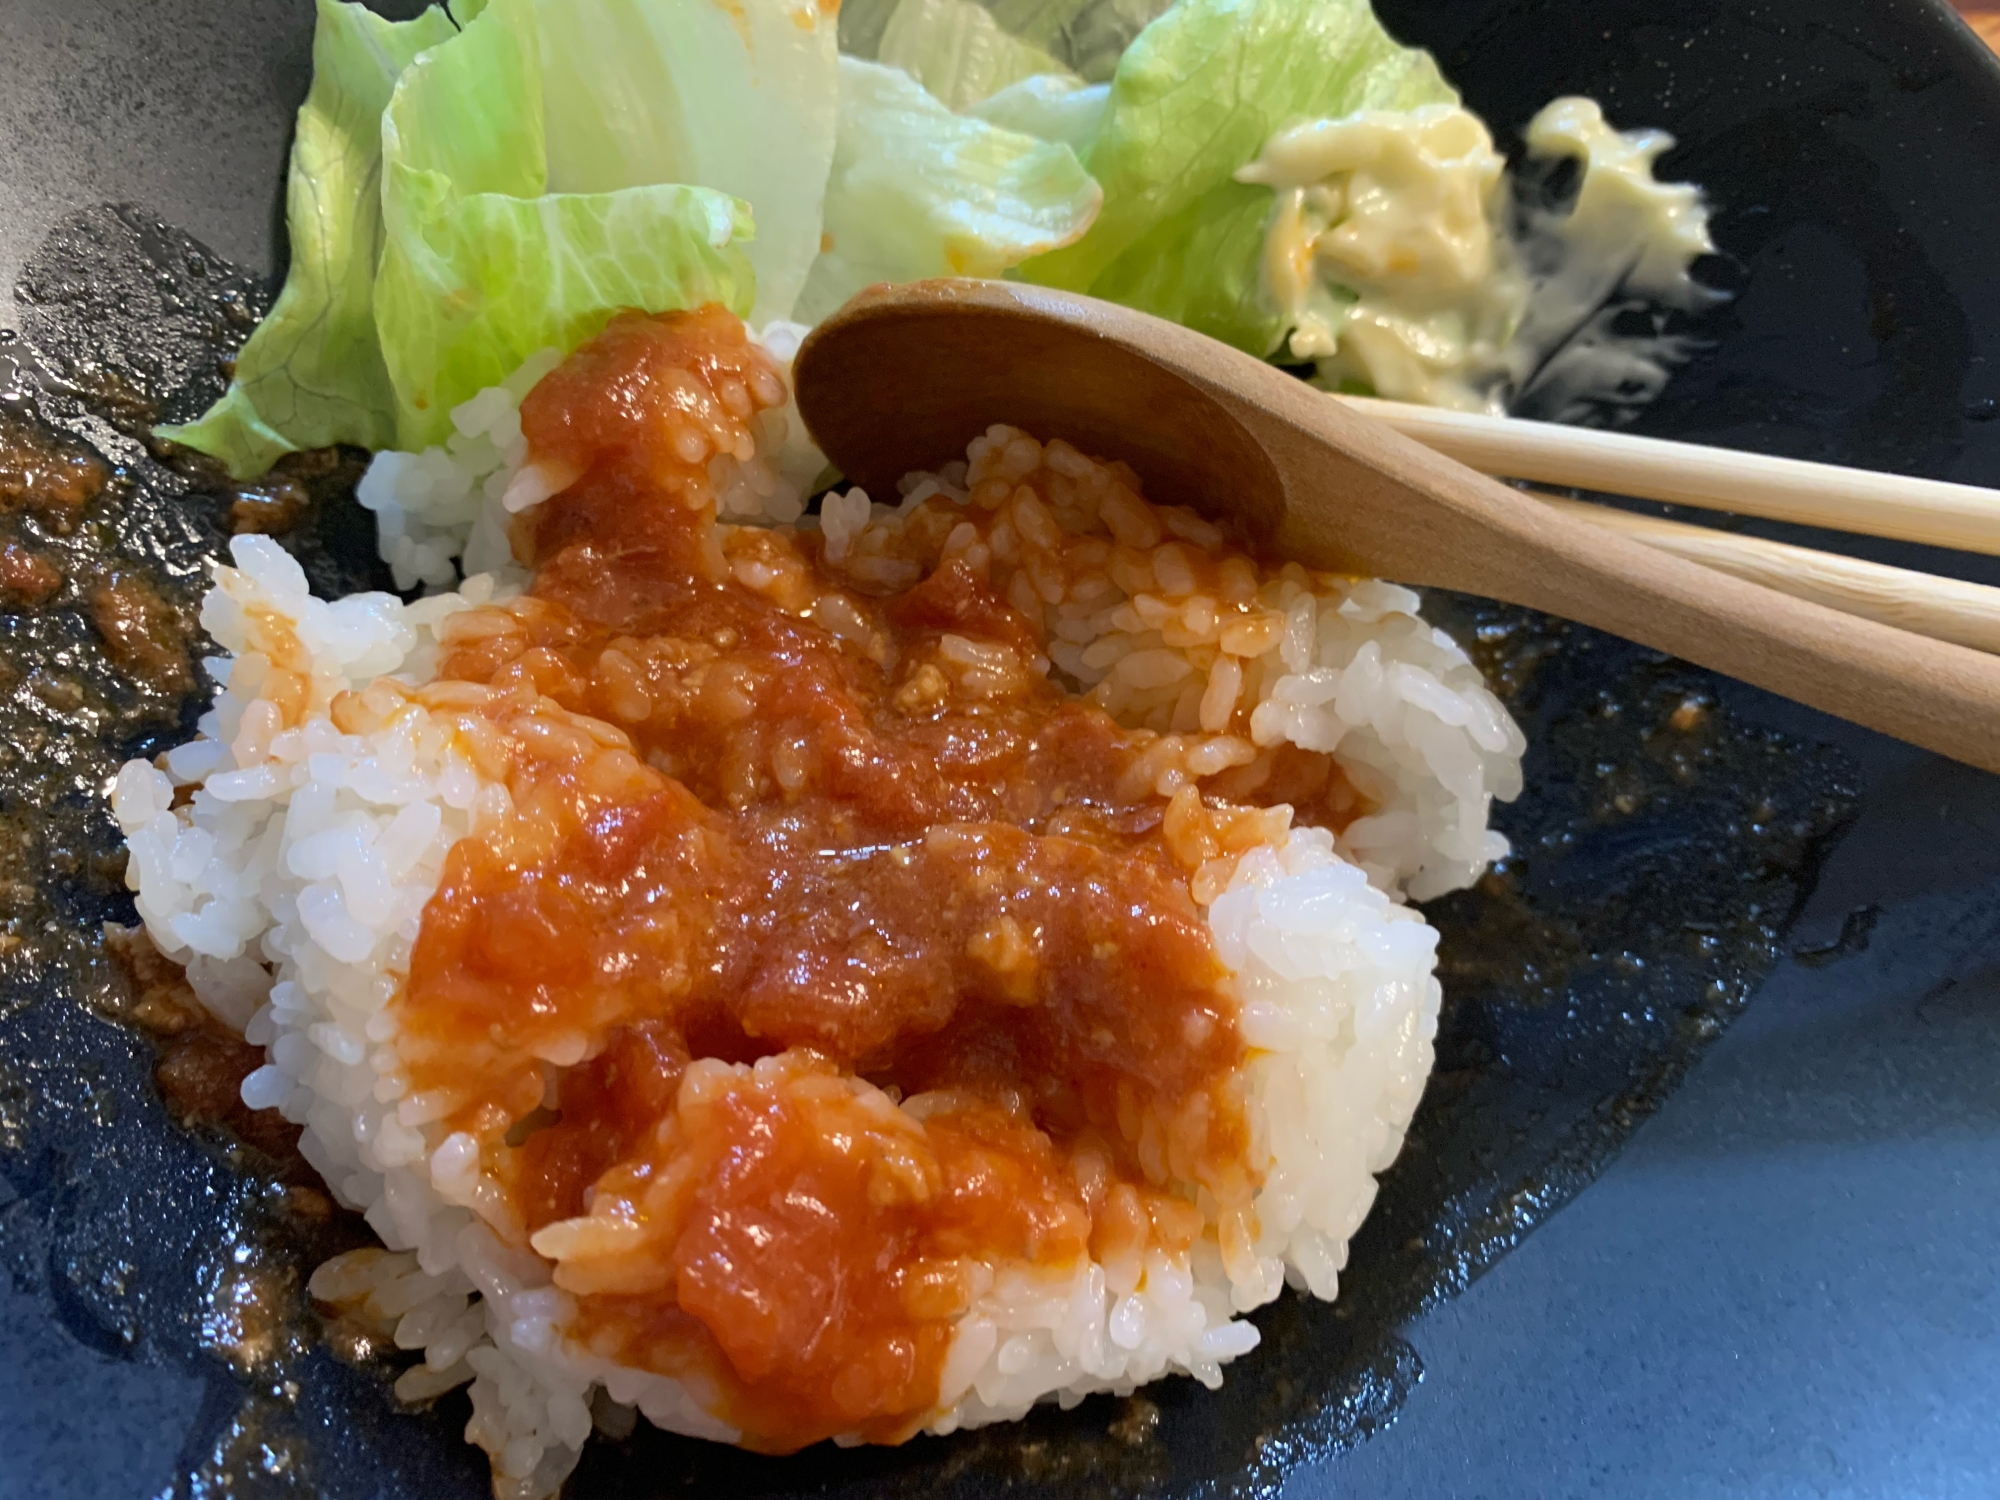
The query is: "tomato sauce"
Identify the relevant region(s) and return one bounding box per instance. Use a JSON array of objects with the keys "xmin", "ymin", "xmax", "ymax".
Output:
[{"xmin": 396, "ymin": 309, "xmax": 1270, "ymax": 1450}]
